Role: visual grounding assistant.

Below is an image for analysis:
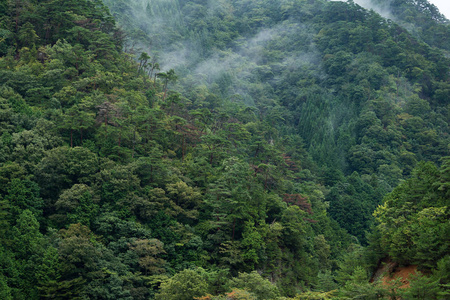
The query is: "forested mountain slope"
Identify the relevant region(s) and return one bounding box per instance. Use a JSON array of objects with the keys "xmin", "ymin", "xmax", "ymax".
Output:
[
  {"xmin": 368, "ymin": 0, "xmax": 450, "ymax": 51},
  {"xmin": 105, "ymin": 0, "xmax": 450, "ymax": 243},
  {"xmin": 0, "ymin": 0, "xmax": 448, "ymax": 299}
]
